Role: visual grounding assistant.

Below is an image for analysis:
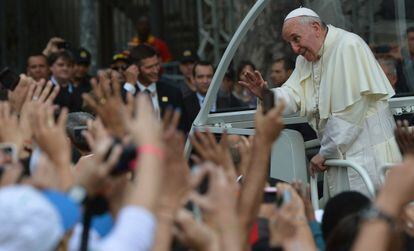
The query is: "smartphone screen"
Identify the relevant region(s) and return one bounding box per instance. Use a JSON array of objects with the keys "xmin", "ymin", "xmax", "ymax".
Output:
[{"xmin": 0, "ymin": 68, "xmax": 20, "ymax": 91}]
